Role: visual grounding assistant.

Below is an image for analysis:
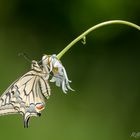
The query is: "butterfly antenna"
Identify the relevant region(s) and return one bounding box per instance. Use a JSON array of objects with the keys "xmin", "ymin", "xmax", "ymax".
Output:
[
  {"xmin": 38, "ymin": 56, "xmax": 46, "ymax": 64},
  {"xmin": 18, "ymin": 52, "xmax": 32, "ymax": 63}
]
